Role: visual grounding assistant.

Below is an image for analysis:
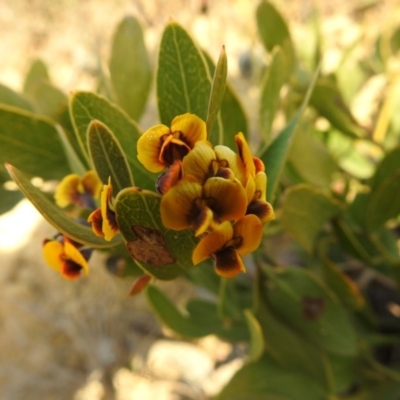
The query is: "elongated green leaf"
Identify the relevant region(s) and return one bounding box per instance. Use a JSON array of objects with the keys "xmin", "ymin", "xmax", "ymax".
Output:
[
  {"xmin": 69, "ymin": 91, "xmax": 156, "ymax": 190},
  {"xmin": 23, "ymin": 59, "xmax": 50, "ymax": 95},
  {"xmin": 203, "ymin": 50, "xmax": 248, "ymax": 149},
  {"xmin": 256, "ymin": 1, "xmax": 296, "ymax": 77},
  {"xmin": 109, "ymin": 16, "xmax": 152, "ymax": 121},
  {"xmin": 115, "ymin": 187, "xmax": 198, "ymax": 280},
  {"xmin": 366, "ymin": 171, "xmax": 400, "ymax": 230},
  {"xmin": 0, "ymin": 170, "xmax": 24, "ymax": 214},
  {"xmin": 0, "ymin": 105, "xmax": 70, "ymax": 180},
  {"xmin": 217, "ymin": 354, "xmax": 329, "ymax": 400},
  {"xmin": 0, "ymin": 83, "xmax": 34, "ymax": 111},
  {"xmin": 281, "ymin": 185, "xmax": 341, "ymax": 253},
  {"xmin": 5, "ymin": 164, "xmax": 119, "ymax": 248},
  {"xmin": 87, "ymin": 120, "xmax": 133, "ymax": 194},
  {"xmin": 260, "ymin": 65, "xmax": 320, "ymax": 202},
  {"xmin": 259, "ymin": 47, "xmax": 286, "ymax": 144},
  {"xmin": 244, "ymin": 310, "xmax": 265, "ymax": 362},
  {"xmin": 206, "ymin": 45, "xmax": 227, "ymax": 141},
  {"xmin": 310, "ymin": 78, "xmax": 365, "ymax": 138},
  {"xmin": 263, "ymin": 266, "xmax": 357, "ymax": 356},
  {"xmin": 157, "ymin": 22, "xmax": 211, "ymax": 125}
]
